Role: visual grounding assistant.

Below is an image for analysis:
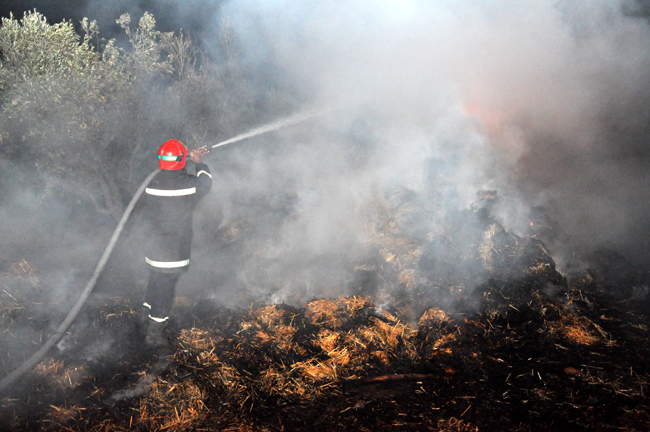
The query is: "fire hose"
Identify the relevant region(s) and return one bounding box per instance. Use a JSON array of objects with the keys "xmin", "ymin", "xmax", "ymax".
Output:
[
  {"xmin": 0, "ymin": 107, "xmax": 327, "ymax": 393},
  {"xmin": 0, "ymin": 169, "xmax": 160, "ymax": 393}
]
